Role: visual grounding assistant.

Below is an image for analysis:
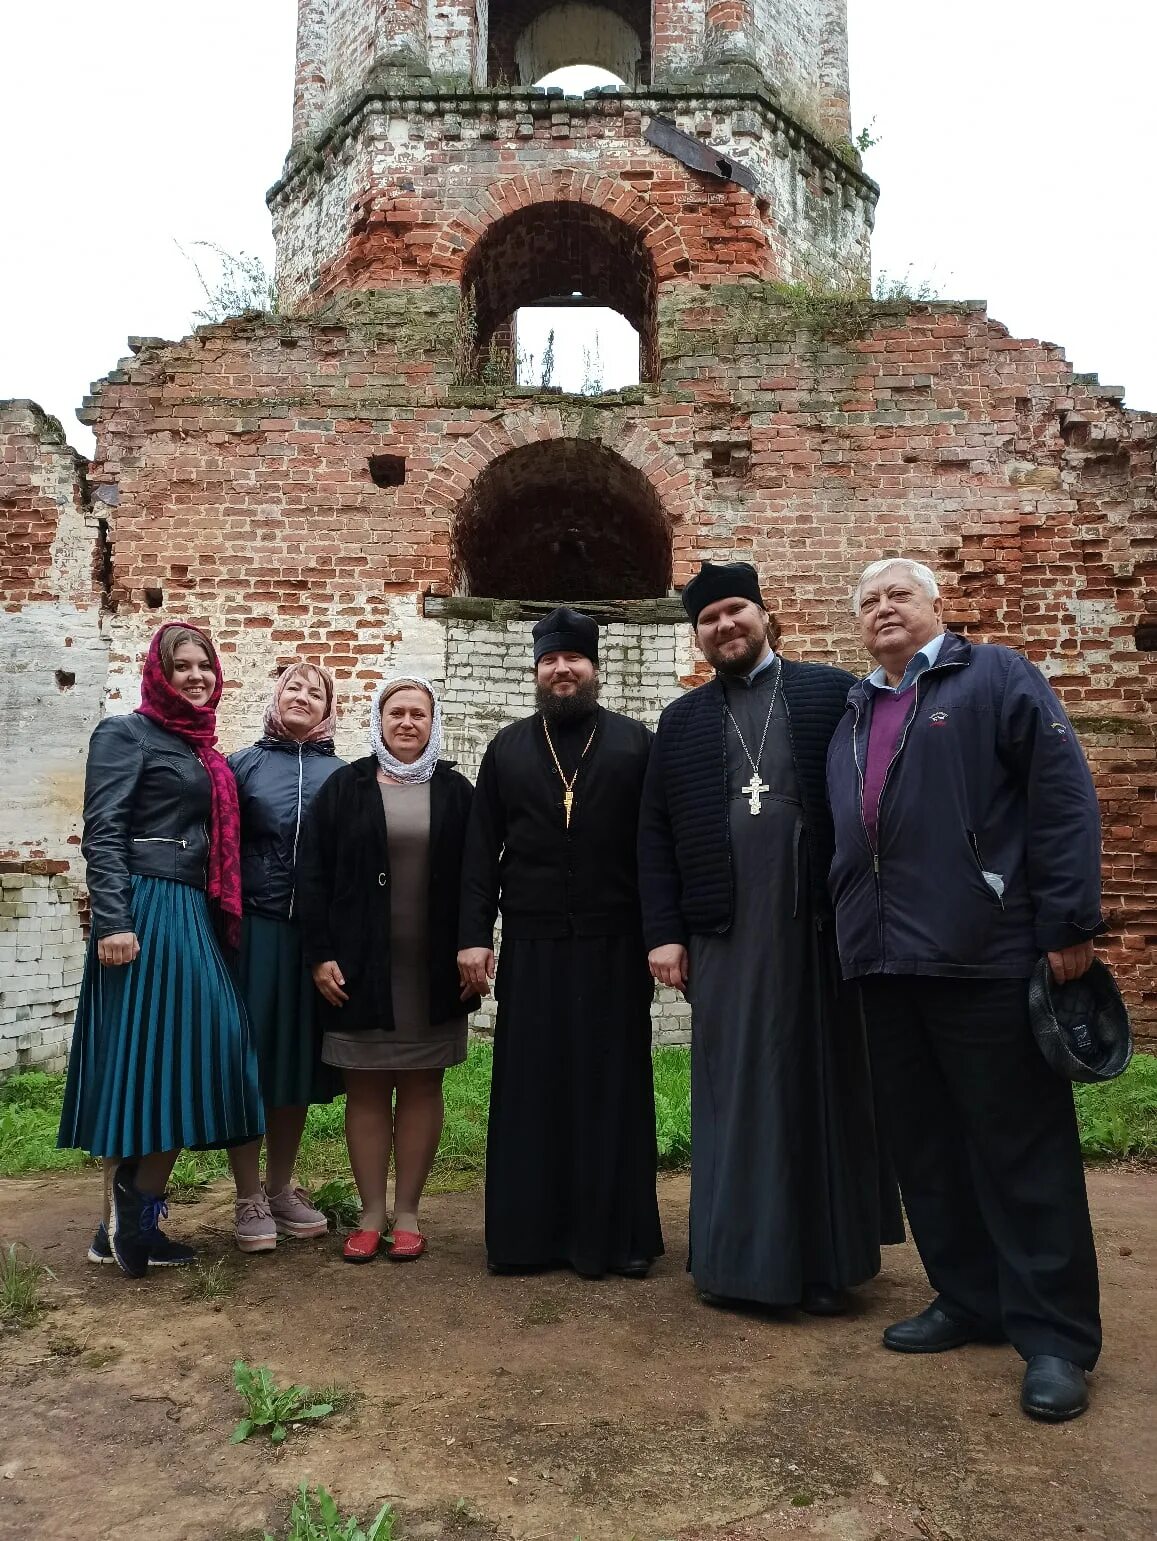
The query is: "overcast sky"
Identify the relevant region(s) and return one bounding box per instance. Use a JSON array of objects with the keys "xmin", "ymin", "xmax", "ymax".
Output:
[{"xmin": 1, "ymin": 1, "xmax": 1153, "ymax": 457}]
